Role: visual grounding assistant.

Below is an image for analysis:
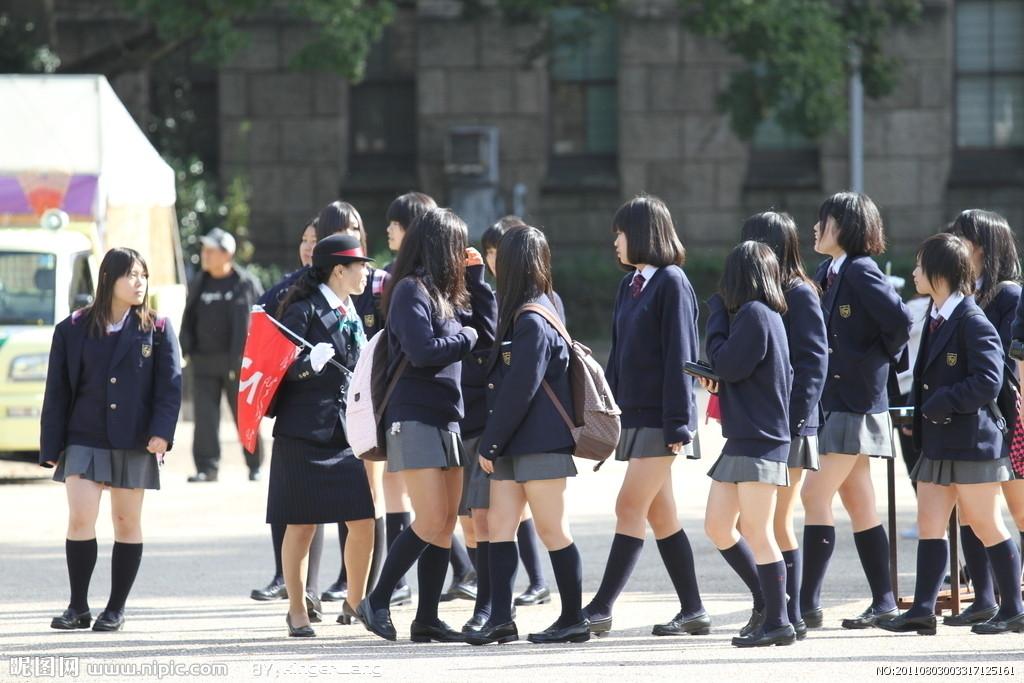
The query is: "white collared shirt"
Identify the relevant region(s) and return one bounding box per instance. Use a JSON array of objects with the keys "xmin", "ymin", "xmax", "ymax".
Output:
[
  {"xmin": 107, "ymin": 309, "xmax": 130, "ymax": 334},
  {"xmin": 318, "ymin": 283, "xmax": 351, "ymax": 314},
  {"xmin": 829, "ymin": 253, "xmax": 848, "ymax": 275},
  {"xmin": 931, "ymin": 292, "xmax": 965, "ymax": 322},
  {"xmin": 637, "ymin": 265, "xmax": 660, "ymax": 291}
]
